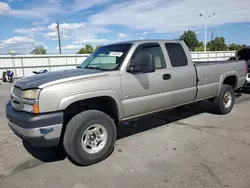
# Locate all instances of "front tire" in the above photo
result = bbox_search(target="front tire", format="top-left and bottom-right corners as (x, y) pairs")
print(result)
(63, 110), (116, 166)
(212, 85), (235, 114)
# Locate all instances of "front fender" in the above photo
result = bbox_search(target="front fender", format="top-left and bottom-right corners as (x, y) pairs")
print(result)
(57, 90), (124, 120)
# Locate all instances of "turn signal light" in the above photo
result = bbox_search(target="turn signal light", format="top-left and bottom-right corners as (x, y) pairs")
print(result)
(33, 104), (39, 114)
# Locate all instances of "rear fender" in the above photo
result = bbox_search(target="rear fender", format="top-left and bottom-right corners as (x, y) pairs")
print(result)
(217, 71), (237, 96)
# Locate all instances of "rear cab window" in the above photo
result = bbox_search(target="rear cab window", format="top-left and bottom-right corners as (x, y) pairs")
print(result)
(165, 43), (188, 67)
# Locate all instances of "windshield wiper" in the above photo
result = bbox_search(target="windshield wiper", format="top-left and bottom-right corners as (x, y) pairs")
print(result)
(84, 66), (109, 71)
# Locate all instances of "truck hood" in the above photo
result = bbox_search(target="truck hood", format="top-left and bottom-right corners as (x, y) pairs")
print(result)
(14, 68), (103, 89)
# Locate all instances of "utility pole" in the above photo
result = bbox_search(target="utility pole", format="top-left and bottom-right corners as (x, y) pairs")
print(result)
(199, 12), (215, 52)
(211, 31), (214, 41)
(56, 20), (62, 54)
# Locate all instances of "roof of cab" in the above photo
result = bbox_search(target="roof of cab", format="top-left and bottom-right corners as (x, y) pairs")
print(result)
(106, 39), (183, 46)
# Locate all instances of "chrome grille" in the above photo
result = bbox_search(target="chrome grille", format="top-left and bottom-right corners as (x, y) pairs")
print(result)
(13, 86), (23, 98)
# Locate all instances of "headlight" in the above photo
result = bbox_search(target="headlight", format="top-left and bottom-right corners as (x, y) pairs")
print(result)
(22, 89), (41, 100)
(23, 104), (39, 113)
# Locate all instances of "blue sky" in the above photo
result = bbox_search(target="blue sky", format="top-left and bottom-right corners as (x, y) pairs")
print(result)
(0, 0), (250, 54)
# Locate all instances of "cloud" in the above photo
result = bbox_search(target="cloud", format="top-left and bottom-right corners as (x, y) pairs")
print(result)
(2, 36), (35, 45)
(57, 45), (82, 50)
(45, 31), (57, 40)
(45, 22), (110, 42)
(0, 36), (41, 54)
(71, 0), (112, 12)
(89, 0), (250, 33)
(14, 27), (45, 35)
(117, 33), (128, 38)
(0, 1), (10, 15)
(48, 22), (86, 32)
(74, 35), (108, 44)
(7, 0), (23, 2)
(45, 22), (87, 40)
(0, 0), (112, 20)
(33, 20), (47, 26)
(0, 1), (64, 19)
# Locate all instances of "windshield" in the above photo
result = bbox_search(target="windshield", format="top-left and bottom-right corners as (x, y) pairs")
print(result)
(79, 43), (132, 71)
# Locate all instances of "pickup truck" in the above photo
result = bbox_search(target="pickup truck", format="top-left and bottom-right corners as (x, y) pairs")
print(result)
(6, 40), (247, 166)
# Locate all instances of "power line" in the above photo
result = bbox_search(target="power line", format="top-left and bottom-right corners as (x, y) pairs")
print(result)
(56, 20), (62, 54)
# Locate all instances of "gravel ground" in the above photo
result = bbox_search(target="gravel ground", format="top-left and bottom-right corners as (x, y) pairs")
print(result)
(0, 83), (250, 188)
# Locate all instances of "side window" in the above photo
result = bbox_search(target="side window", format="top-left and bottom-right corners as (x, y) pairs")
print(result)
(131, 43), (166, 71)
(165, 43), (188, 67)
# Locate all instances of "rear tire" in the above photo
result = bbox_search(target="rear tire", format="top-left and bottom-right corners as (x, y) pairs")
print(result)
(212, 85), (235, 114)
(63, 110), (116, 166)
(2, 73), (6, 82)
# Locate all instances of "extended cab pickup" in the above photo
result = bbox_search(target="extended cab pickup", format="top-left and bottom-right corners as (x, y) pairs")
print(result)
(6, 40), (247, 165)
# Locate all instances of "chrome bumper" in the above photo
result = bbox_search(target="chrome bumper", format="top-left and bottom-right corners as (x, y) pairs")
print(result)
(8, 120), (62, 140)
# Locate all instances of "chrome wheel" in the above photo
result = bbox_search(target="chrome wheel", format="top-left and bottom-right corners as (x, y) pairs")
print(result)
(81, 124), (108, 154)
(223, 92), (232, 108)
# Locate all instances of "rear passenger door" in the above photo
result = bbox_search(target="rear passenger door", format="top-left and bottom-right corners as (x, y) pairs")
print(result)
(164, 43), (197, 106)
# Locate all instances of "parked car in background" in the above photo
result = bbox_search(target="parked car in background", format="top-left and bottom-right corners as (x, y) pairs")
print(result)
(6, 40), (247, 166)
(229, 47), (250, 88)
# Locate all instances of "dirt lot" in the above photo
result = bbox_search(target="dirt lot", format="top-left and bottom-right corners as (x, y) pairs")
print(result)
(0, 83), (250, 188)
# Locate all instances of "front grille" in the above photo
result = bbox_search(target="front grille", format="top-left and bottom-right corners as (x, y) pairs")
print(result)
(13, 86), (23, 98)
(11, 100), (22, 111)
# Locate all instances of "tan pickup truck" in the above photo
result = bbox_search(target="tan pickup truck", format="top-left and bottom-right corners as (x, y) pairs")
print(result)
(6, 40), (247, 165)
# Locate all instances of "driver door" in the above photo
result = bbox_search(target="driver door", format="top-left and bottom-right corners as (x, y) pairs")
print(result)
(120, 42), (173, 119)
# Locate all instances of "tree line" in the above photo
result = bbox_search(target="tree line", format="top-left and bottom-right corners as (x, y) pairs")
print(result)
(178, 30), (247, 51)
(31, 30), (248, 54)
(31, 45), (102, 55)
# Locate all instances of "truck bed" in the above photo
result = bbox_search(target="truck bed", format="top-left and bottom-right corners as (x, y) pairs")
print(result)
(194, 59), (246, 101)
(194, 60), (241, 66)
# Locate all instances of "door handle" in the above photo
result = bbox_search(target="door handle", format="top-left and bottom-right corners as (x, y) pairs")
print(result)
(162, 74), (171, 80)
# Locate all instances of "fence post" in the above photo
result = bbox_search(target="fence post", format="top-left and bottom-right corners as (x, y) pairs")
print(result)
(20, 56), (25, 77)
(65, 55), (68, 69)
(48, 56), (51, 71)
(11, 55), (17, 79)
(75, 56), (78, 66)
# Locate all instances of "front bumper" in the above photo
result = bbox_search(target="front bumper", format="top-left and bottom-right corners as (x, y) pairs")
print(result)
(6, 101), (64, 147)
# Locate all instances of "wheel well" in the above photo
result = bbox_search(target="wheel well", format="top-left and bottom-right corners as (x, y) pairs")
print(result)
(223, 75), (237, 89)
(63, 96), (119, 127)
